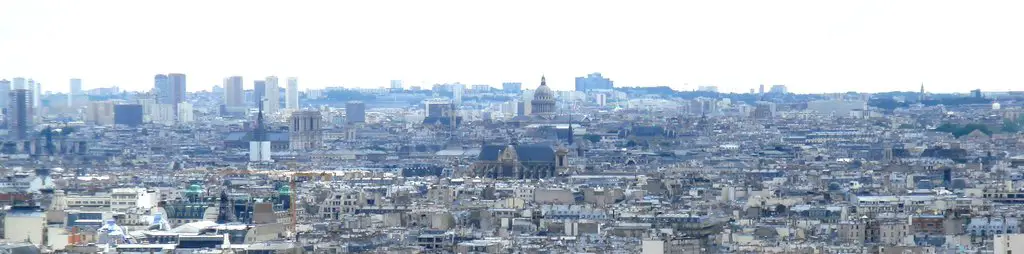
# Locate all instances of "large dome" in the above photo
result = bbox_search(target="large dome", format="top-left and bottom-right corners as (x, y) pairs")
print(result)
(534, 76), (554, 101)
(530, 76), (557, 119)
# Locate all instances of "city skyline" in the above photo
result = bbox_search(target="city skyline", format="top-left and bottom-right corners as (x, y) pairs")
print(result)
(3, 1), (1024, 93)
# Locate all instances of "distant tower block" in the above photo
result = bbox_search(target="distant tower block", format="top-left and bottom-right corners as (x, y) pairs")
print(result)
(289, 110), (323, 151)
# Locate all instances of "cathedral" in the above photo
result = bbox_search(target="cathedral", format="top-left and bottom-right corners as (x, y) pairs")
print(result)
(471, 144), (568, 179)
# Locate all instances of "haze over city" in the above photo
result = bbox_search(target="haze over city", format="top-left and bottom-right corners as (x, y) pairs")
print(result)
(3, 0), (1024, 93)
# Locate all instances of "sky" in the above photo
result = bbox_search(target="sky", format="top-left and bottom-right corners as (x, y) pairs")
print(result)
(2, 1), (1024, 94)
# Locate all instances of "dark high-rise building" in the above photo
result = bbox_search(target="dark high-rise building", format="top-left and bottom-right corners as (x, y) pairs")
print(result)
(253, 81), (266, 108)
(971, 89), (983, 98)
(155, 73), (186, 123)
(7, 89), (33, 140)
(114, 104), (144, 127)
(574, 72), (614, 91)
(943, 167), (953, 186)
(168, 73), (187, 105)
(346, 101), (366, 124)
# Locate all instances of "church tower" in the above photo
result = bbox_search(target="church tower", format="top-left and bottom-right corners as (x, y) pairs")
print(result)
(556, 145), (569, 168)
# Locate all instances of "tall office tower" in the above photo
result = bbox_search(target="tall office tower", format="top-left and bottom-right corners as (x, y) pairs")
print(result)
(346, 101), (366, 124)
(7, 89), (33, 140)
(286, 77), (299, 110)
(223, 76), (244, 107)
(30, 79), (40, 108)
(69, 78), (83, 106)
(0, 79), (10, 110)
(574, 72), (614, 92)
(154, 74), (170, 103)
(253, 80), (266, 108)
(502, 82), (522, 93)
(12, 78), (27, 89)
(249, 101), (272, 162)
(167, 73), (187, 123)
(168, 73), (186, 105)
(289, 110), (322, 151)
(263, 76), (280, 114)
(390, 80), (403, 91)
(453, 84), (465, 104)
(758, 84), (765, 98)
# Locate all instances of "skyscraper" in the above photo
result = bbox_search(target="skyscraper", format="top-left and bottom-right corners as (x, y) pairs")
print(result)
(7, 88), (33, 140)
(168, 73), (187, 105)
(346, 101), (366, 124)
(30, 79), (40, 108)
(12, 78), (26, 90)
(69, 78), (82, 106)
(0, 79), (10, 110)
(264, 76), (280, 114)
(223, 76), (244, 107)
(253, 80), (266, 108)
(154, 74), (170, 103)
(453, 83), (465, 105)
(574, 73), (614, 92)
(167, 73), (187, 123)
(286, 77), (299, 110)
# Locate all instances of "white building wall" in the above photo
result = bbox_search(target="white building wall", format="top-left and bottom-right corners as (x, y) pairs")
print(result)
(286, 77), (299, 110)
(3, 215), (45, 244)
(995, 234), (1024, 253)
(264, 76), (280, 114)
(641, 240), (665, 254)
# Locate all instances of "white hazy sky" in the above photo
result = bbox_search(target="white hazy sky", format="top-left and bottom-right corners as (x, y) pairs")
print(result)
(2, 1), (1024, 94)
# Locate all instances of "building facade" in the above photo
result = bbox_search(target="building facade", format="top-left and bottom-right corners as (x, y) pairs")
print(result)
(286, 77), (299, 110)
(574, 72), (613, 91)
(223, 76), (244, 108)
(7, 89), (33, 140)
(530, 76), (556, 120)
(346, 101), (365, 124)
(289, 110), (322, 151)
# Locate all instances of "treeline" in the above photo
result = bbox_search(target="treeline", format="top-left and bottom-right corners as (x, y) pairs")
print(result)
(933, 123), (992, 138)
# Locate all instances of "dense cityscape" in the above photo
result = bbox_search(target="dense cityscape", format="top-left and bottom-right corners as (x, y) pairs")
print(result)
(1, 72), (1024, 253)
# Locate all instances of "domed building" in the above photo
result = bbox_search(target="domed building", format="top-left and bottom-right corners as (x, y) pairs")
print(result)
(530, 76), (557, 120)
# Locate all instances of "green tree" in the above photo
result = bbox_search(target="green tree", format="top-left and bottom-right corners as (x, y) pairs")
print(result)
(1003, 119), (1020, 133)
